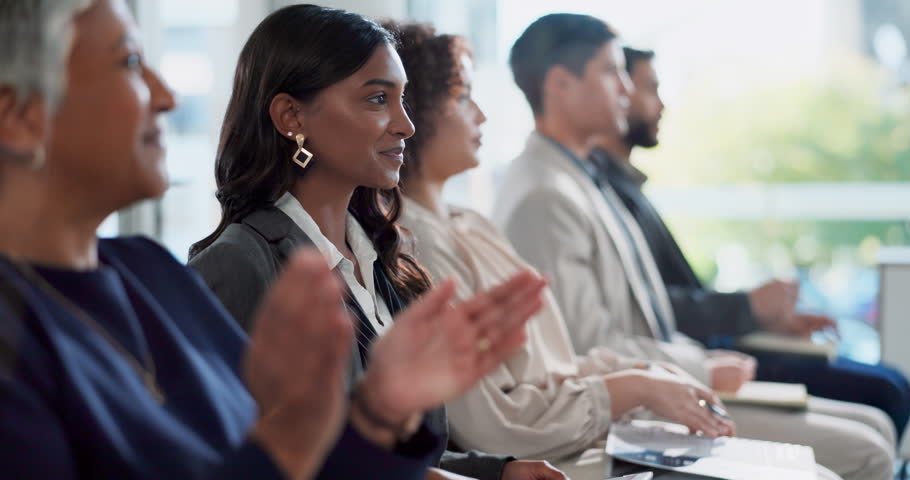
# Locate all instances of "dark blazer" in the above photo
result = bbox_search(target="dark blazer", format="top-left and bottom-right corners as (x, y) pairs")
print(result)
(189, 206), (512, 480)
(596, 150), (761, 344)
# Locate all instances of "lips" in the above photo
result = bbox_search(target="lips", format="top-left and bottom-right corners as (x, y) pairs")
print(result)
(379, 144), (405, 163)
(142, 128), (162, 146)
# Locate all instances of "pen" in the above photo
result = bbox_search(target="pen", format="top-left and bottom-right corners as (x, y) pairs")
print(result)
(698, 399), (733, 421)
(820, 326), (840, 343)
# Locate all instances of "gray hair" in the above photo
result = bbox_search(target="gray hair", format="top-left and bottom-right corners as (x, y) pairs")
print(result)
(0, 0), (93, 110)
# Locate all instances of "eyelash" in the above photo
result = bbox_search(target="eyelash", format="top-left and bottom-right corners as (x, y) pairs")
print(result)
(367, 93), (406, 106)
(124, 53), (143, 70)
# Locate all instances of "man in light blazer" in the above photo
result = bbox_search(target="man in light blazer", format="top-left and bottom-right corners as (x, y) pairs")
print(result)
(494, 13), (896, 480)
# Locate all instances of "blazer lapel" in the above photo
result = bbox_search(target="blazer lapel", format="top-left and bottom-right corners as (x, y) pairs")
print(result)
(241, 206), (379, 368)
(242, 206), (314, 264)
(541, 142), (668, 339)
(241, 206), (412, 363)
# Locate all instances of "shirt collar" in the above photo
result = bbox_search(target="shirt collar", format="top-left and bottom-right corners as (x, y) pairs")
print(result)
(591, 148), (649, 187)
(533, 131), (602, 182)
(274, 192), (378, 271)
(345, 214), (378, 268)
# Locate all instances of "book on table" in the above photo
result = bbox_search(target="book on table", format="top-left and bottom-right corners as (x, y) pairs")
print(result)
(736, 332), (836, 361)
(716, 381), (810, 411)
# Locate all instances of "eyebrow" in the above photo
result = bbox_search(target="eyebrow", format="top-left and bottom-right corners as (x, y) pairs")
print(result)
(362, 78), (398, 88)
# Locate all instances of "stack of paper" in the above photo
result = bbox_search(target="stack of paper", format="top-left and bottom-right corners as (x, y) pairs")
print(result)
(606, 420), (817, 480)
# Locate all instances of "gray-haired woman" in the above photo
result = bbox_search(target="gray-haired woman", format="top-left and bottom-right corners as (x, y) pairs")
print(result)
(0, 1), (543, 479)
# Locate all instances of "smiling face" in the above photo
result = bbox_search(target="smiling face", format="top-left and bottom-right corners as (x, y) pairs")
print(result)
(46, 0), (176, 211)
(297, 42), (416, 191)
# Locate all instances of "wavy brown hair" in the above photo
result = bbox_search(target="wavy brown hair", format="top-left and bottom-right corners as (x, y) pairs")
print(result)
(190, 5), (431, 300)
(382, 22), (471, 183)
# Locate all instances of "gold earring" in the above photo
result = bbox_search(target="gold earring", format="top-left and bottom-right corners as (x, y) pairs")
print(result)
(292, 133), (313, 169)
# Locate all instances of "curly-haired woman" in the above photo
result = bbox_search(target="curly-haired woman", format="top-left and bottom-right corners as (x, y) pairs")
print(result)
(387, 20), (733, 466)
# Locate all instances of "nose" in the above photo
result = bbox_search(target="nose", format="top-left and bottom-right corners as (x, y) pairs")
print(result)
(474, 100), (488, 125)
(145, 66), (177, 114)
(391, 100), (415, 139)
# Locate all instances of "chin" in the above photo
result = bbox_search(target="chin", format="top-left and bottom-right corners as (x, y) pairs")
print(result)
(137, 167), (170, 199)
(455, 159), (479, 176)
(467, 152), (481, 168)
(377, 171), (401, 190)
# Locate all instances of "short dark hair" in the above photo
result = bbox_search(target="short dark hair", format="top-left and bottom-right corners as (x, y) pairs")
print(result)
(509, 13), (618, 115)
(623, 47), (655, 75)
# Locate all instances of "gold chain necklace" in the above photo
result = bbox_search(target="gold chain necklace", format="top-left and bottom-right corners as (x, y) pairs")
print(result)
(10, 259), (166, 404)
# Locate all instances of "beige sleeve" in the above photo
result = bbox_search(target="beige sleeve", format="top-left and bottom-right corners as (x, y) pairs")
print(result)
(501, 189), (712, 386)
(410, 224), (614, 459)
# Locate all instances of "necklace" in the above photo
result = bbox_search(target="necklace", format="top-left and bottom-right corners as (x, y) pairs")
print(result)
(10, 259), (166, 404)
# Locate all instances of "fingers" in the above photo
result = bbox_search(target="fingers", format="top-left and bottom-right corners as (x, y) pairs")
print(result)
(700, 384), (725, 407)
(799, 313), (838, 332)
(261, 250), (329, 310)
(473, 284), (544, 343)
(470, 273), (546, 332)
(471, 293), (541, 376)
(688, 391), (736, 437)
(397, 279), (458, 325)
(247, 249), (354, 416)
(444, 272), (543, 373)
(468, 296), (541, 373)
(476, 324), (529, 375)
(683, 399), (723, 437)
(461, 270), (543, 318)
(255, 249), (343, 346)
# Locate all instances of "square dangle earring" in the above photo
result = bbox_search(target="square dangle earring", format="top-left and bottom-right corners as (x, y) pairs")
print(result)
(288, 131), (313, 169)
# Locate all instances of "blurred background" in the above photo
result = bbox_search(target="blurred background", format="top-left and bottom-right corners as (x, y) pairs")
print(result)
(119, 0), (910, 365)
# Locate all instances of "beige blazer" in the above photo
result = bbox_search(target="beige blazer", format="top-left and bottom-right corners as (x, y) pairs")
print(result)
(494, 132), (710, 384)
(493, 133), (899, 480)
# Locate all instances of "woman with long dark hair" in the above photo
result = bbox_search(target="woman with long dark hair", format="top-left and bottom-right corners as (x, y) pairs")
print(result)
(188, 5), (560, 480)
(0, 1), (542, 479)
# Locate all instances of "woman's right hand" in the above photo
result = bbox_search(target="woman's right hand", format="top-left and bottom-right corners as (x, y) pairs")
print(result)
(244, 250), (353, 480)
(355, 271), (546, 435)
(607, 369), (735, 437)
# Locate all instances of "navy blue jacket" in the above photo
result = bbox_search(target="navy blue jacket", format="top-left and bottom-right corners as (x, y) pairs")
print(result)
(0, 237), (432, 479)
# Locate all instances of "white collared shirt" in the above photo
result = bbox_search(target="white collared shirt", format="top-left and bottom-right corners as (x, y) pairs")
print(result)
(275, 192), (393, 336)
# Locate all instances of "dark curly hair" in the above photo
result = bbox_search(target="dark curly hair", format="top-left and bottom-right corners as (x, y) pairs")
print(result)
(382, 21), (470, 183)
(190, 5), (431, 301)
